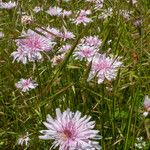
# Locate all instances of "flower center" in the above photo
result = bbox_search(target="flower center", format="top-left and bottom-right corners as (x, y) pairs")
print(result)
(63, 129), (72, 139)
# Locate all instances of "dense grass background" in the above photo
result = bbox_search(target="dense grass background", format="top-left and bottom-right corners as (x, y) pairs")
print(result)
(0, 0), (150, 149)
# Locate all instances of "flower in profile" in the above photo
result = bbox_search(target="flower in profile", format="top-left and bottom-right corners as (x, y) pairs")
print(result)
(33, 6), (43, 13)
(62, 10), (72, 17)
(15, 78), (38, 92)
(144, 95), (150, 112)
(88, 53), (122, 84)
(0, 1), (16, 9)
(60, 30), (75, 41)
(59, 44), (72, 53)
(39, 108), (102, 150)
(0, 31), (4, 38)
(17, 132), (30, 146)
(46, 6), (62, 16)
(73, 10), (92, 25)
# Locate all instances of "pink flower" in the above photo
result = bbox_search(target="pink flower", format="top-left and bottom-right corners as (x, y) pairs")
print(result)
(59, 29), (75, 41)
(144, 95), (150, 112)
(59, 44), (72, 53)
(62, 10), (72, 17)
(11, 48), (28, 64)
(82, 36), (102, 48)
(11, 29), (56, 63)
(46, 6), (62, 16)
(73, 10), (92, 25)
(33, 6), (43, 13)
(16, 29), (55, 52)
(74, 45), (98, 61)
(0, 1), (16, 9)
(39, 108), (102, 150)
(15, 78), (38, 92)
(88, 54), (122, 84)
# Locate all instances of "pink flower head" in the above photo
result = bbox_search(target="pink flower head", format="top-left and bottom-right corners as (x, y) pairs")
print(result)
(82, 36), (102, 48)
(15, 78), (38, 92)
(33, 6), (43, 13)
(59, 29), (75, 41)
(0, 1), (16, 9)
(62, 10), (72, 17)
(11, 48), (28, 64)
(39, 108), (102, 150)
(88, 53), (122, 84)
(16, 29), (55, 52)
(12, 29), (56, 64)
(144, 95), (150, 112)
(74, 45), (98, 61)
(46, 6), (62, 16)
(59, 44), (72, 53)
(73, 10), (92, 25)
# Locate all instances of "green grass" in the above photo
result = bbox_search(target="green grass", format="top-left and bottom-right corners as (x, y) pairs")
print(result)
(0, 0), (150, 149)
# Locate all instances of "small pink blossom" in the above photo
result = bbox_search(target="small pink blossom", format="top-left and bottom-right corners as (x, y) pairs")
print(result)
(88, 53), (122, 84)
(59, 29), (75, 41)
(33, 6), (43, 13)
(62, 10), (72, 17)
(39, 108), (102, 150)
(59, 44), (72, 53)
(73, 10), (92, 25)
(15, 78), (38, 92)
(74, 45), (98, 61)
(46, 6), (62, 16)
(82, 36), (102, 48)
(0, 1), (16, 9)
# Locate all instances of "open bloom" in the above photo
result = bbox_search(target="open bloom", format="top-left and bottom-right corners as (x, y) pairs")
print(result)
(74, 45), (98, 61)
(73, 10), (92, 25)
(11, 29), (55, 63)
(0, 1), (16, 9)
(17, 132), (30, 146)
(88, 53), (122, 84)
(81, 36), (102, 48)
(15, 78), (38, 92)
(39, 108), (101, 150)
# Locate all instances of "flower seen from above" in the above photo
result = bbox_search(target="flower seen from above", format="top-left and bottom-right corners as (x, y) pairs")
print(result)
(11, 29), (56, 64)
(39, 108), (102, 150)
(15, 78), (38, 92)
(73, 10), (92, 25)
(74, 45), (98, 61)
(88, 53), (122, 84)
